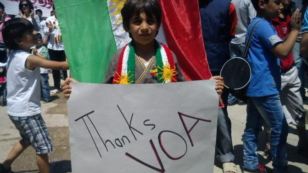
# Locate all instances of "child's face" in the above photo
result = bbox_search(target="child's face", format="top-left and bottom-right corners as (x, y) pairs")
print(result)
(19, 30), (36, 50)
(128, 12), (159, 46)
(36, 37), (43, 46)
(263, 0), (282, 18)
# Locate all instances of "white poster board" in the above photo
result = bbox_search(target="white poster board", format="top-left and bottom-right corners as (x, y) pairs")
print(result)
(2, 0), (53, 17)
(68, 80), (219, 173)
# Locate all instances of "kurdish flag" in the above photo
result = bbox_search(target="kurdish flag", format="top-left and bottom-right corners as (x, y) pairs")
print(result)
(54, 0), (211, 83)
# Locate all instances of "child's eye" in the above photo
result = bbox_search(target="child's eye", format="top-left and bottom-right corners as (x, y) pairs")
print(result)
(147, 19), (156, 25)
(132, 18), (142, 25)
(274, 0), (281, 4)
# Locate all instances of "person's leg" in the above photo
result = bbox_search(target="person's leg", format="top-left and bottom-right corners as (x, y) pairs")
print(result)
(1, 139), (30, 169)
(297, 112), (308, 158)
(48, 49), (61, 90)
(293, 42), (301, 70)
(253, 95), (288, 173)
(216, 107), (235, 163)
(0, 83), (4, 105)
(0, 47), (7, 106)
(215, 89), (237, 172)
(31, 115), (52, 173)
(40, 74), (51, 102)
(58, 50), (67, 80)
(6, 115), (53, 173)
(1, 116), (32, 170)
(243, 98), (262, 171)
(299, 62), (307, 100)
(2, 83), (6, 106)
(216, 107), (237, 173)
(280, 67), (308, 156)
(262, 122), (271, 159)
(37, 154), (50, 173)
(281, 67), (305, 124)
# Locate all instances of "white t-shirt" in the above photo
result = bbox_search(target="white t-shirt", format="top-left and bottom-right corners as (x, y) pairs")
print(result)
(7, 50), (41, 117)
(45, 15), (64, 50)
(231, 0), (256, 44)
(39, 20), (47, 39)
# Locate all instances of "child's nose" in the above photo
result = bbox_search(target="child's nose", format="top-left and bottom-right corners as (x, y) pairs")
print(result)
(140, 22), (150, 31)
(141, 22), (149, 28)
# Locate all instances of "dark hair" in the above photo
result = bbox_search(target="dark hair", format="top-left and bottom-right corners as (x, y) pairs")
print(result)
(251, 0), (269, 12)
(0, 2), (4, 10)
(282, 1), (296, 16)
(19, 0), (34, 12)
(35, 9), (43, 15)
(302, 0), (308, 19)
(2, 18), (34, 50)
(35, 33), (42, 40)
(121, 0), (162, 31)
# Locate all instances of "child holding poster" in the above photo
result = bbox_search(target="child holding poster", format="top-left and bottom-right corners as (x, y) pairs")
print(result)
(62, 0), (224, 95)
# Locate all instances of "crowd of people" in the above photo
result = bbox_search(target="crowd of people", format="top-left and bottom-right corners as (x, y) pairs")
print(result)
(0, 0), (67, 106)
(0, 0), (307, 173)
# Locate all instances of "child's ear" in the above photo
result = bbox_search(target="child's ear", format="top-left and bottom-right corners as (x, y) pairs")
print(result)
(14, 38), (22, 47)
(15, 37), (28, 49)
(258, 0), (266, 10)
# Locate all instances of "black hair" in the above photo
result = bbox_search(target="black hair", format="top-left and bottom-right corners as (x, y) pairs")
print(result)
(283, 1), (296, 16)
(251, 0), (269, 12)
(302, 0), (308, 19)
(35, 9), (43, 14)
(19, 0), (34, 12)
(0, 2), (4, 10)
(2, 18), (34, 50)
(121, 0), (162, 32)
(35, 33), (42, 40)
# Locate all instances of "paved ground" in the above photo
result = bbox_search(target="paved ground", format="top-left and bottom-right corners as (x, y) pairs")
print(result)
(0, 91), (308, 173)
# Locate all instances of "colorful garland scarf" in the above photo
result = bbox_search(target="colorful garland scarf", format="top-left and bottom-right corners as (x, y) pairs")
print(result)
(113, 43), (177, 84)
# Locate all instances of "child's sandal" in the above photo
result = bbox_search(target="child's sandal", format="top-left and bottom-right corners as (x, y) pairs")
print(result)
(222, 162), (237, 173)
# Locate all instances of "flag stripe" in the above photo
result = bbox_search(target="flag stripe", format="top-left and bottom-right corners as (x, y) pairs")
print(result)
(107, 0), (130, 49)
(54, 0), (117, 82)
(159, 0), (212, 80)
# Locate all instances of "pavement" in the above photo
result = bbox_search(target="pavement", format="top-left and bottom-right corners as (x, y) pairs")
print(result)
(0, 90), (308, 173)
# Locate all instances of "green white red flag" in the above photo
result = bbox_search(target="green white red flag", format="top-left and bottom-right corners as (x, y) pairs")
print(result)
(54, 0), (211, 83)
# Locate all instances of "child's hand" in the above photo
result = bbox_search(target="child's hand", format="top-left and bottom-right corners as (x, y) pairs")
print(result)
(62, 77), (73, 99)
(212, 76), (224, 95)
(32, 48), (38, 55)
(47, 21), (53, 32)
(291, 9), (301, 31)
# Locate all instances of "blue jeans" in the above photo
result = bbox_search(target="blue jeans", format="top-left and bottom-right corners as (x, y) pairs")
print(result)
(40, 74), (51, 101)
(243, 94), (288, 172)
